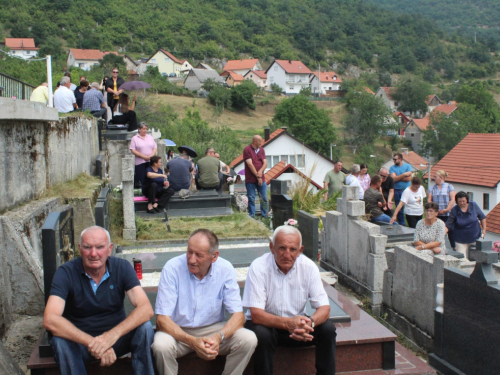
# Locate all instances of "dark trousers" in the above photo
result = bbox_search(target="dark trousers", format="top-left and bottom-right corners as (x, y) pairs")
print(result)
(113, 110), (138, 131)
(244, 319), (336, 375)
(91, 108), (107, 122)
(406, 214), (422, 228)
(135, 162), (150, 189)
(142, 183), (175, 209)
(394, 189), (406, 226)
(438, 215), (456, 248)
(195, 172), (222, 191)
(108, 97), (119, 111)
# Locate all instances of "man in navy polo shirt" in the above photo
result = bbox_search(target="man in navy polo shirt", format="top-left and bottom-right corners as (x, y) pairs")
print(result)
(43, 226), (155, 374)
(243, 135), (268, 218)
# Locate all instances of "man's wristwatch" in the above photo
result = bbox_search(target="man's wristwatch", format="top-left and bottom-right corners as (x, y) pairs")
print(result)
(305, 314), (315, 328)
(217, 330), (225, 343)
(421, 245), (425, 250)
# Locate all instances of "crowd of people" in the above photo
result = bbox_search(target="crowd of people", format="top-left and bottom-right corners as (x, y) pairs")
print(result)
(30, 69), (139, 131)
(323, 153), (487, 260)
(44, 225), (336, 375)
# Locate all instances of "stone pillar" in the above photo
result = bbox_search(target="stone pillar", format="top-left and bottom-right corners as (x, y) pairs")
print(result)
(122, 156), (136, 241)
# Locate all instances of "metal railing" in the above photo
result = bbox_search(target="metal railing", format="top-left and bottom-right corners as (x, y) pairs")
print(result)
(0, 72), (36, 99)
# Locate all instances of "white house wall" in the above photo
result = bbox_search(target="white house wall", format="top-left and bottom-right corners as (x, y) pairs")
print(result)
(267, 63), (286, 92)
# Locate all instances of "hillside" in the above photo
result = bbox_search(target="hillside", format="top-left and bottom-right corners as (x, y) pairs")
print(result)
(0, 0), (497, 79)
(367, 0), (500, 44)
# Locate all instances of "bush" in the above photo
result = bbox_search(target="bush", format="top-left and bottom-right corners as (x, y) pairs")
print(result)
(231, 80), (257, 110)
(270, 83), (283, 95)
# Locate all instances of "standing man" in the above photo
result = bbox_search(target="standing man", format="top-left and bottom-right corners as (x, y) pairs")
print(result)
(105, 67), (125, 110)
(30, 82), (49, 105)
(378, 167), (395, 217)
(83, 82), (107, 122)
(346, 164), (364, 200)
(197, 147), (222, 190)
(152, 229), (257, 374)
(43, 226), (155, 374)
(323, 160), (346, 200)
(53, 77), (77, 113)
(243, 226), (336, 375)
(244, 135), (268, 218)
(389, 153), (413, 226)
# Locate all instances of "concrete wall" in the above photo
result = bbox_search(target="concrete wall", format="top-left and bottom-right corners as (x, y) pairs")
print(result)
(0, 116), (99, 212)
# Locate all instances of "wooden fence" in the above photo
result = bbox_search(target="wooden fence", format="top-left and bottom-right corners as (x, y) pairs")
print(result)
(0, 72), (36, 99)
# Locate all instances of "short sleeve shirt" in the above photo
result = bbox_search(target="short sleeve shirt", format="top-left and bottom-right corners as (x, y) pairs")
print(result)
(129, 134), (157, 166)
(346, 174), (364, 199)
(82, 88), (105, 112)
(243, 145), (266, 184)
(447, 202), (486, 243)
(166, 158), (192, 191)
(381, 176), (395, 202)
(430, 183), (455, 216)
(400, 186), (426, 216)
(53, 86), (76, 113)
(390, 163), (413, 190)
(323, 170), (346, 198)
(414, 220), (446, 249)
(155, 254), (243, 328)
(197, 156), (221, 187)
(242, 253), (329, 320)
(49, 257), (140, 336)
(364, 188), (385, 218)
(144, 167), (165, 192)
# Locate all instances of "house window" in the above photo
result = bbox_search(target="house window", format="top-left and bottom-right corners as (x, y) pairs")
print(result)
(151, 59), (156, 63)
(484, 193), (490, 210)
(270, 77), (274, 82)
(266, 156), (272, 168)
(467, 192), (474, 202)
(280, 155), (288, 163)
(273, 156), (280, 166)
(290, 85), (294, 90)
(165, 58), (169, 62)
(289, 75), (294, 81)
(263, 80), (266, 84)
(394, 101), (399, 107)
(411, 133), (415, 137)
(297, 155), (305, 168)
(289, 155), (296, 165)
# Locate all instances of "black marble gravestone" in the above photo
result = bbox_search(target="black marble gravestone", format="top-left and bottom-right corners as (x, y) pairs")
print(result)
(270, 180), (293, 230)
(430, 239), (500, 375)
(95, 186), (110, 231)
(95, 155), (103, 179)
(297, 210), (319, 261)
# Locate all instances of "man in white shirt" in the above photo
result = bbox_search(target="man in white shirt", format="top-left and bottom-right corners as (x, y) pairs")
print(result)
(242, 226), (336, 375)
(54, 77), (77, 113)
(345, 164), (364, 200)
(214, 152), (231, 174)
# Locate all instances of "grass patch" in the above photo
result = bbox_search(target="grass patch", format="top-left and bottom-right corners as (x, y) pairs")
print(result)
(43, 173), (103, 201)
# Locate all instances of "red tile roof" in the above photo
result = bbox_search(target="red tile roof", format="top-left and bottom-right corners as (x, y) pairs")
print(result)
(486, 203), (500, 234)
(430, 133), (500, 188)
(223, 59), (259, 71)
(396, 111), (411, 122)
(5, 38), (38, 49)
(159, 49), (182, 64)
(245, 70), (267, 79)
(272, 60), (312, 74)
(402, 151), (428, 171)
(226, 71), (245, 81)
(264, 161), (322, 189)
(363, 87), (375, 95)
(311, 72), (342, 83)
(425, 94), (441, 105)
(69, 48), (118, 60)
(411, 116), (430, 131)
(229, 129), (285, 167)
(433, 102), (458, 115)
(380, 87), (395, 100)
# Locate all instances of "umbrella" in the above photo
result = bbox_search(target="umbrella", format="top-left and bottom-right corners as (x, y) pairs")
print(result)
(177, 145), (198, 158)
(118, 81), (153, 90)
(238, 169), (245, 175)
(163, 139), (176, 146)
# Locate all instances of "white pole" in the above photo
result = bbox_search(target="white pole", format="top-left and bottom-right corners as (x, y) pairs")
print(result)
(47, 55), (53, 107)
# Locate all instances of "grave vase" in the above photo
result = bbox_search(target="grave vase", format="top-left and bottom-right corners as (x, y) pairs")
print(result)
(436, 283), (444, 313)
(229, 184), (235, 195)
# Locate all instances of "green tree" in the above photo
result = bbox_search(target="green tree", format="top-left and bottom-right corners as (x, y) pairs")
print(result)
(201, 78), (221, 92)
(272, 95), (336, 155)
(378, 71), (392, 87)
(299, 86), (312, 96)
(230, 80), (257, 110)
(270, 83), (283, 95)
(99, 54), (126, 76)
(342, 91), (392, 154)
(455, 82), (500, 132)
(393, 77), (432, 115)
(208, 86), (232, 122)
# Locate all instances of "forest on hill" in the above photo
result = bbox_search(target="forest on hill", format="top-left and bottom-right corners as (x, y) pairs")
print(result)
(0, 0), (497, 80)
(367, 0), (500, 46)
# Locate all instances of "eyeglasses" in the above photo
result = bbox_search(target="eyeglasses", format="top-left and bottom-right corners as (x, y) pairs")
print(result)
(425, 209), (437, 213)
(380, 175), (388, 178)
(392, 158), (398, 161)
(112, 71), (119, 73)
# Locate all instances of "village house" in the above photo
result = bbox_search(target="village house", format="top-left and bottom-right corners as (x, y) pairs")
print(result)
(4, 38), (38, 60)
(184, 68), (225, 91)
(146, 49), (182, 76)
(195, 63), (214, 70)
(222, 59), (262, 76)
(426, 94), (442, 112)
(429, 133), (500, 217)
(484, 203), (500, 243)
(309, 71), (342, 95)
(179, 60), (194, 75)
(265, 60), (312, 95)
(244, 70), (267, 89)
(67, 48), (118, 71)
(381, 148), (428, 173)
(264, 161), (322, 193)
(221, 71), (245, 87)
(375, 87), (399, 112)
(230, 127), (337, 188)
(123, 54), (139, 72)
(395, 111), (411, 136)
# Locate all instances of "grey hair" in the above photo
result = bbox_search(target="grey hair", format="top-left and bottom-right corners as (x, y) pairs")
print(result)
(90, 82), (100, 89)
(138, 122), (148, 129)
(188, 229), (219, 254)
(271, 225), (302, 248)
(60, 76), (71, 86)
(351, 164), (360, 174)
(80, 226), (111, 246)
(378, 167), (389, 174)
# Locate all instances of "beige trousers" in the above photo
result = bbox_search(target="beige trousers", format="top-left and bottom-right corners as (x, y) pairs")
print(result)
(456, 242), (474, 260)
(152, 322), (257, 375)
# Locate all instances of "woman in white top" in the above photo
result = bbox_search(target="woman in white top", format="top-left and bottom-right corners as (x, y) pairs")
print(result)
(390, 176), (426, 228)
(112, 93), (138, 131)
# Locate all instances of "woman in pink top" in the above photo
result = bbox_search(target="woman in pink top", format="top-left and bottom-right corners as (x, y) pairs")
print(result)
(129, 122), (157, 188)
(358, 163), (371, 191)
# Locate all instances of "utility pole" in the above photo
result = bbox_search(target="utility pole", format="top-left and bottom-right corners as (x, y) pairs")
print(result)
(47, 55), (53, 107)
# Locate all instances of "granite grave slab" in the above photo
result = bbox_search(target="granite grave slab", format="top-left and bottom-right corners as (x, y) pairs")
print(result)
(297, 210), (319, 261)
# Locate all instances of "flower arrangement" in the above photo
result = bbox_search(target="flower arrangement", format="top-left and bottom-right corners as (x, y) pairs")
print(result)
(493, 241), (500, 253)
(113, 183), (123, 193)
(284, 218), (298, 227)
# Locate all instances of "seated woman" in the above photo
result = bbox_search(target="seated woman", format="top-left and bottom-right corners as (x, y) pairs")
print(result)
(74, 79), (89, 109)
(112, 93), (138, 131)
(414, 202), (446, 255)
(143, 156), (175, 214)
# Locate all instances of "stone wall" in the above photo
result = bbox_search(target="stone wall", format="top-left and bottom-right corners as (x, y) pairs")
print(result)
(0, 116), (99, 212)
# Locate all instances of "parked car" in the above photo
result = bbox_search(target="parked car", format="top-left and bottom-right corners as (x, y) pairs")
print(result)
(169, 73), (177, 77)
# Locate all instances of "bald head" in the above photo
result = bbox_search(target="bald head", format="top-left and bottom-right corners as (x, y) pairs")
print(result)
(252, 135), (263, 149)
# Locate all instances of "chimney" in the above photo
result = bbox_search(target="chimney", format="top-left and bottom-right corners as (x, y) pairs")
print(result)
(281, 126), (288, 132)
(264, 127), (270, 142)
(289, 60), (292, 64)
(401, 148), (409, 155)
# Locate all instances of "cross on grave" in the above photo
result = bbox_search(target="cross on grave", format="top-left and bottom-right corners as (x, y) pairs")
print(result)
(469, 239), (498, 286)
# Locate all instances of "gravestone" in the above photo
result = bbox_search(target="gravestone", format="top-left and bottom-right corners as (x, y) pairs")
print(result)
(95, 186), (110, 231)
(95, 154), (103, 179)
(375, 223), (415, 245)
(42, 207), (74, 304)
(430, 239), (500, 375)
(297, 210), (319, 261)
(270, 180), (293, 230)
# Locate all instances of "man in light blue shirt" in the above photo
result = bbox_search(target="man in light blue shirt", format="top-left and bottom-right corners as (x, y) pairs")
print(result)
(152, 229), (257, 375)
(389, 153), (413, 225)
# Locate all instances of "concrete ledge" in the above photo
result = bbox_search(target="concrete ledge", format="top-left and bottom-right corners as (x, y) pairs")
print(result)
(0, 98), (58, 121)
